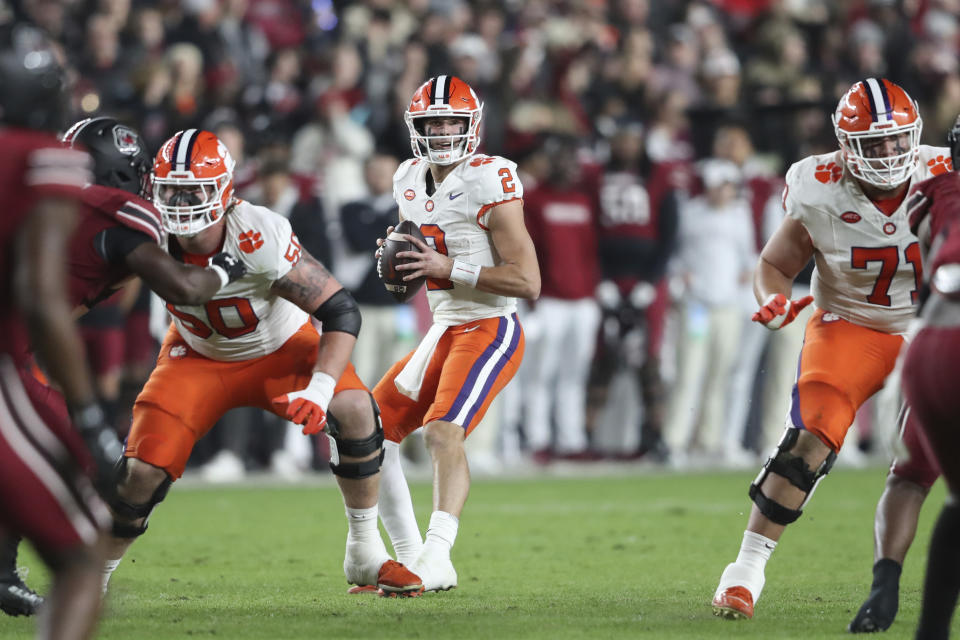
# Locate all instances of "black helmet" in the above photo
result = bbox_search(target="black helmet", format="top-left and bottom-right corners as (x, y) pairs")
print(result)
(62, 117), (152, 197)
(948, 114), (960, 173)
(0, 25), (67, 131)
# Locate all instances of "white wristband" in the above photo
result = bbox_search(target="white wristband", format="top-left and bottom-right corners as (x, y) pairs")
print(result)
(207, 264), (230, 290)
(450, 259), (481, 288)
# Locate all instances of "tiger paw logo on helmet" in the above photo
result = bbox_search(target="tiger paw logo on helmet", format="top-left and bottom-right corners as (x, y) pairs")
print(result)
(814, 162), (842, 184)
(927, 155), (953, 176)
(238, 230), (264, 253)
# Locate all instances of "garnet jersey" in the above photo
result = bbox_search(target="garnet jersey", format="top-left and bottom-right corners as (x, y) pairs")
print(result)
(0, 129), (90, 363)
(393, 155), (522, 325)
(166, 200), (308, 361)
(69, 184), (163, 309)
(783, 145), (951, 333)
(908, 170), (960, 275)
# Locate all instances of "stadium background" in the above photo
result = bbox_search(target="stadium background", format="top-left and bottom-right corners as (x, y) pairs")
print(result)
(9, 0), (958, 471)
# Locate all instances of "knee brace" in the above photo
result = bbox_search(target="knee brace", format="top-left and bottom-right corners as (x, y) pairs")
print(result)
(325, 394), (385, 479)
(109, 458), (173, 538)
(749, 428), (837, 525)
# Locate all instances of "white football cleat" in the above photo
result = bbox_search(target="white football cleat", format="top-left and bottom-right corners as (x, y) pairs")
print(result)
(343, 540), (391, 588)
(409, 552), (458, 592)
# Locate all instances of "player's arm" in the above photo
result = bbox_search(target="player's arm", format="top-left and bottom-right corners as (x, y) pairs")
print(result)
(17, 196), (96, 407)
(397, 199), (541, 299)
(123, 240), (244, 305)
(752, 215), (815, 328)
(269, 251), (361, 434)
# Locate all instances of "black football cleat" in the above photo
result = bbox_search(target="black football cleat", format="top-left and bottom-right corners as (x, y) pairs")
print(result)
(0, 574), (44, 617)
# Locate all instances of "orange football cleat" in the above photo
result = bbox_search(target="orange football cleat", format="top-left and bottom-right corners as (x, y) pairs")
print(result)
(376, 560), (424, 598)
(712, 586), (754, 620)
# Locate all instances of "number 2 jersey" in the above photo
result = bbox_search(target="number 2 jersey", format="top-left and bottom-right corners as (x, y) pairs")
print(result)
(393, 154), (522, 325)
(783, 145), (952, 333)
(167, 200), (307, 361)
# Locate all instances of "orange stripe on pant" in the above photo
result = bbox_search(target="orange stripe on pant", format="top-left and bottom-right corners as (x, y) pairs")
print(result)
(788, 309), (904, 452)
(126, 322), (367, 478)
(374, 313), (524, 442)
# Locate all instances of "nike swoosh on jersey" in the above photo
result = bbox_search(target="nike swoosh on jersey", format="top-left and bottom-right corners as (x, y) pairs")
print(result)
(462, 325), (479, 332)
(449, 192), (464, 200)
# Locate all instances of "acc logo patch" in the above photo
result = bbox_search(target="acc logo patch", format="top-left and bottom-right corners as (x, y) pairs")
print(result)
(883, 222), (897, 235)
(404, 189), (415, 201)
(425, 199), (434, 212)
(841, 211), (861, 223)
(238, 230), (264, 253)
(169, 344), (188, 359)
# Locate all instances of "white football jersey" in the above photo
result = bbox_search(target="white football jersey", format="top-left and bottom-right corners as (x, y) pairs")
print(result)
(393, 154), (522, 325)
(784, 145), (951, 333)
(166, 200), (308, 361)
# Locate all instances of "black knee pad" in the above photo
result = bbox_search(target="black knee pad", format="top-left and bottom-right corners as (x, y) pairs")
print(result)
(325, 394), (385, 479)
(109, 458), (173, 538)
(749, 428), (837, 525)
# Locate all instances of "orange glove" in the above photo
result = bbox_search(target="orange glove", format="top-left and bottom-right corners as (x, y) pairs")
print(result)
(271, 372), (337, 435)
(752, 293), (814, 330)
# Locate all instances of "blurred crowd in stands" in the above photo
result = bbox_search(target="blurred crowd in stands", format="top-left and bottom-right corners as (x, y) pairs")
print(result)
(15, 0), (960, 478)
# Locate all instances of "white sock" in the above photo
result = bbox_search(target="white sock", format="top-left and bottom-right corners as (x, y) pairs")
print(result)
(102, 558), (122, 594)
(378, 440), (423, 565)
(423, 510), (459, 554)
(345, 505), (380, 545)
(717, 530), (776, 602)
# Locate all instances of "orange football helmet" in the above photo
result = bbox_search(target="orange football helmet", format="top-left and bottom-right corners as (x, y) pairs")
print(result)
(153, 129), (236, 236)
(833, 77), (922, 189)
(405, 75), (483, 165)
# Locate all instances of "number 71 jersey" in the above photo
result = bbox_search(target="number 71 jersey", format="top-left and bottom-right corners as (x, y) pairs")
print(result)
(393, 154), (523, 325)
(784, 145), (952, 334)
(166, 200), (309, 361)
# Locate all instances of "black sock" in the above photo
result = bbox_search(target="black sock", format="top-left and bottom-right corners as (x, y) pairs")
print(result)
(872, 557), (902, 590)
(915, 502), (960, 640)
(0, 535), (20, 578)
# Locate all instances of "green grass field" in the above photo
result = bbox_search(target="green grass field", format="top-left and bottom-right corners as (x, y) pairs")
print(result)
(4, 465), (956, 639)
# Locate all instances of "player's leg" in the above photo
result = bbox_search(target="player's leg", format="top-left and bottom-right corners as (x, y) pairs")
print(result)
(102, 333), (227, 591)
(714, 312), (903, 620)
(326, 385), (420, 593)
(850, 408), (937, 633)
(0, 366), (111, 639)
(398, 314), (524, 594)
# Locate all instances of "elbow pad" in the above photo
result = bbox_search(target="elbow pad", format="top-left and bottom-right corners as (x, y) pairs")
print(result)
(312, 288), (362, 337)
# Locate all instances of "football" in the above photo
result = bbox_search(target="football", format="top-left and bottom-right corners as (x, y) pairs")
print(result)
(379, 219), (427, 303)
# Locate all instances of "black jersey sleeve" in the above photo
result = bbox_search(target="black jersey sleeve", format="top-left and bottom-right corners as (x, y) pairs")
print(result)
(94, 226), (154, 264)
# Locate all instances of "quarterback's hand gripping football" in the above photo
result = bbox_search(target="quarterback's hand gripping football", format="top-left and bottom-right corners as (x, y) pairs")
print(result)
(752, 293), (814, 330)
(208, 252), (247, 288)
(271, 372), (337, 435)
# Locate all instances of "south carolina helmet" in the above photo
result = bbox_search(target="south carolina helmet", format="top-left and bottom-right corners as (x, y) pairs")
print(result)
(152, 129), (235, 236)
(405, 75), (483, 165)
(62, 117), (152, 197)
(833, 77), (922, 189)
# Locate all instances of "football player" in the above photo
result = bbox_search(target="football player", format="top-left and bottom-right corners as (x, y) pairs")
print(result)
(0, 115), (248, 616)
(99, 129), (420, 594)
(846, 116), (960, 637)
(0, 26), (119, 640)
(369, 75), (540, 595)
(710, 78), (951, 623)
(900, 114), (960, 640)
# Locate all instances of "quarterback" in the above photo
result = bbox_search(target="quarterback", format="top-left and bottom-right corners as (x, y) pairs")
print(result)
(370, 75), (540, 595)
(99, 129), (419, 594)
(711, 78), (951, 622)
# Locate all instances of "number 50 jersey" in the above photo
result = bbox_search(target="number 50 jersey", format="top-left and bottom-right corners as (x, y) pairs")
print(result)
(783, 145), (952, 334)
(166, 200), (308, 361)
(393, 154), (523, 325)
